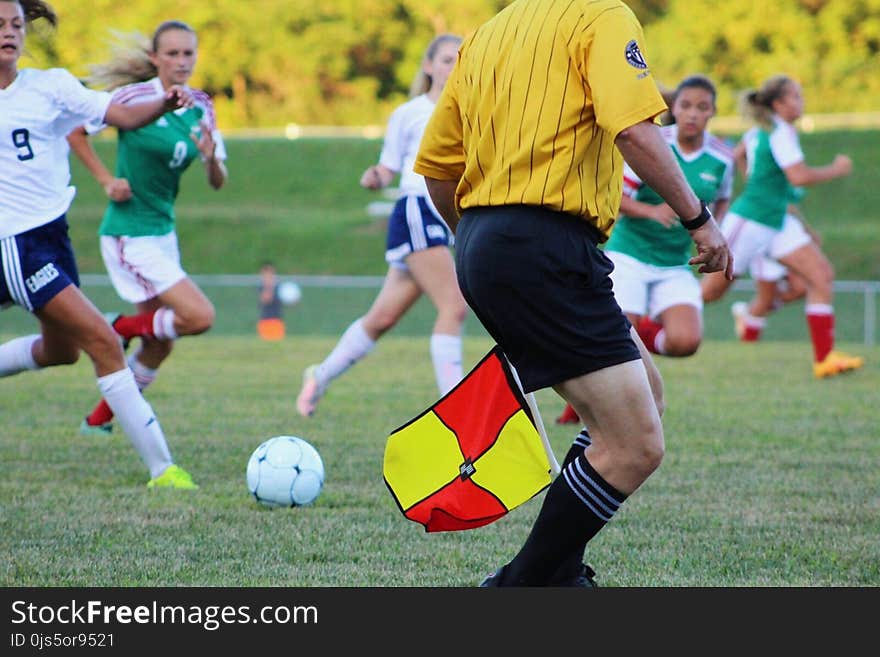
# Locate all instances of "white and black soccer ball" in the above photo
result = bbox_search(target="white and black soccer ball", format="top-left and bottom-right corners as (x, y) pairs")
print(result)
(277, 281), (302, 305)
(246, 435), (324, 508)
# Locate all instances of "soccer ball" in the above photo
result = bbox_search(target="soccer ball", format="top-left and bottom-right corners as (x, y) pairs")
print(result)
(246, 435), (324, 507)
(277, 281), (302, 305)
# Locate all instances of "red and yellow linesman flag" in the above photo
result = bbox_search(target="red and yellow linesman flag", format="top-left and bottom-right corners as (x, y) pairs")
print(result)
(383, 346), (558, 533)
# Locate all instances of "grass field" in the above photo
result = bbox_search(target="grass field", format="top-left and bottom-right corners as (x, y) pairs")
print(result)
(64, 130), (880, 279)
(3, 130), (878, 588)
(2, 335), (878, 587)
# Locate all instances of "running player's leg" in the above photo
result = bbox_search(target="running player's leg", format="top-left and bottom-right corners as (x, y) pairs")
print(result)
(649, 270), (703, 357)
(296, 266), (422, 417)
(38, 285), (193, 487)
(778, 241), (862, 377)
(405, 245), (468, 395)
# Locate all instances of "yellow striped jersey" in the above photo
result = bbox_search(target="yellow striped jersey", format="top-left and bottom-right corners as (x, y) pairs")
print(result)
(414, 0), (668, 239)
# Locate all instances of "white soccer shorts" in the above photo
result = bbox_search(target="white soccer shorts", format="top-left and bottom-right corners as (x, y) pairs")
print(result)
(100, 232), (187, 304)
(607, 250), (703, 319)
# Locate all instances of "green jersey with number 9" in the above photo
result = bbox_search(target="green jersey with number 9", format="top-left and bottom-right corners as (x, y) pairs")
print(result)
(92, 78), (226, 237)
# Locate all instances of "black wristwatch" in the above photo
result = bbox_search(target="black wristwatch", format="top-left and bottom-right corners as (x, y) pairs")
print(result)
(680, 201), (712, 231)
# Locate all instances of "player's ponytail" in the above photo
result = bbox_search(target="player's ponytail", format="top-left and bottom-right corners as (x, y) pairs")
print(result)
(86, 20), (196, 91)
(408, 33), (462, 99)
(740, 75), (794, 129)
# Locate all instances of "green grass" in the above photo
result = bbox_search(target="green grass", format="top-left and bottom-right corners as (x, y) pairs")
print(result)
(4, 129), (877, 588)
(2, 336), (878, 586)
(65, 130), (880, 279)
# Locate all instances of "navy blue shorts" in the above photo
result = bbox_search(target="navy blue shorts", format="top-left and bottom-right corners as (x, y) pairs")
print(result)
(0, 216), (80, 312)
(455, 205), (640, 393)
(385, 195), (452, 267)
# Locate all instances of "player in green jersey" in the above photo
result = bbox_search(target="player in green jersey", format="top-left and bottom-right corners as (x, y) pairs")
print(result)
(67, 20), (229, 435)
(700, 75), (861, 379)
(557, 75), (733, 424)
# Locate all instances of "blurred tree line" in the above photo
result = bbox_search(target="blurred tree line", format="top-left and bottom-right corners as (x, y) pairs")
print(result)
(26, 0), (880, 128)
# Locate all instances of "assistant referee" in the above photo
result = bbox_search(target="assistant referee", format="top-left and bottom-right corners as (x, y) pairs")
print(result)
(415, 0), (732, 586)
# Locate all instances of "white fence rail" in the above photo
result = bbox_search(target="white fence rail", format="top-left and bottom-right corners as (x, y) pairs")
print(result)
(80, 274), (880, 346)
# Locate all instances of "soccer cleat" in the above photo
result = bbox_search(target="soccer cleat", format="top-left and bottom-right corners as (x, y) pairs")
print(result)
(813, 351), (865, 379)
(478, 563), (509, 587)
(296, 365), (326, 417)
(550, 563), (598, 588)
(103, 312), (131, 351)
(147, 464), (199, 490)
(731, 301), (748, 340)
(479, 562), (597, 587)
(79, 418), (113, 436)
(555, 403), (580, 425)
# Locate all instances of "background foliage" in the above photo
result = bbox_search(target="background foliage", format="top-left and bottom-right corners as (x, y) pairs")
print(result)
(27, 0), (880, 127)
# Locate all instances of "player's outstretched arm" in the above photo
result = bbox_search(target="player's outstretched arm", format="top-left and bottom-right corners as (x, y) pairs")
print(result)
(103, 85), (194, 131)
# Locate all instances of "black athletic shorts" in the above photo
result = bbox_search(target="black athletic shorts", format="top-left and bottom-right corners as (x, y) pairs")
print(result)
(455, 205), (640, 393)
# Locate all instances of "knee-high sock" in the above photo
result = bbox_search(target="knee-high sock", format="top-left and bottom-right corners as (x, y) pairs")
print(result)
(87, 353), (159, 426)
(806, 304), (834, 362)
(430, 333), (463, 395)
(98, 368), (172, 479)
(314, 318), (375, 387)
(0, 335), (40, 377)
(503, 451), (626, 585)
(112, 308), (178, 341)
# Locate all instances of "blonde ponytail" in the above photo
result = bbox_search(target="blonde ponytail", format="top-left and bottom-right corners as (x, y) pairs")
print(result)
(86, 20), (196, 91)
(86, 30), (154, 90)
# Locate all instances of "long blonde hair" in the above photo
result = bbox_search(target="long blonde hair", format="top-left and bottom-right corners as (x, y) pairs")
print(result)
(739, 75), (794, 130)
(408, 33), (462, 99)
(87, 20), (195, 91)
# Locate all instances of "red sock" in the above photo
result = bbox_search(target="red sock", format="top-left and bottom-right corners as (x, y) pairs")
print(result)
(806, 309), (834, 363)
(555, 403), (579, 425)
(742, 325), (762, 342)
(637, 317), (663, 354)
(112, 311), (157, 340)
(86, 399), (114, 426)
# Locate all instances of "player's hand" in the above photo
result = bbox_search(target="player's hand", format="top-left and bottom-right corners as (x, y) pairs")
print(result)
(650, 203), (678, 228)
(832, 154), (852, 177)
(688, 218), (733, 280)
(163, 85), (194, 111)
(191, 120), (216, 161)
(360, 165), (384, 190)
(104, 177), (132, 202)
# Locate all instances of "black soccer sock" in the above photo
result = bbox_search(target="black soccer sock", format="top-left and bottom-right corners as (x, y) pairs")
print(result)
(563, 427), (592, 467)
(502, 451), (626, 586)
(551, 428), (595, 582)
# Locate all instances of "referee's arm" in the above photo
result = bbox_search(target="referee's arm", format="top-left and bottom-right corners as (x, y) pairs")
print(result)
(616, 119), (734, 279)
(424, 178), (460, 233)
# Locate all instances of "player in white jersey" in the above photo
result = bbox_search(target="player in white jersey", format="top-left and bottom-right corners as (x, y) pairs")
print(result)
(0, 0), (197, 489)
(66, 20), (228, 436)
(701, 75), (861, 378)
(296, 34), (468, 417)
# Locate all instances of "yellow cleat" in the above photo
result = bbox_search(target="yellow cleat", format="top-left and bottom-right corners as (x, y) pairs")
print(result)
(813, 351), (865, 379)
(147, 464), (199, 490)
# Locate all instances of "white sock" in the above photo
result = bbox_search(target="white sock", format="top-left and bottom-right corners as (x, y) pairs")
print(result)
(0, 334), (40, 377)
(805, 303), (834, 316)
(430, 333), (463, 395)
(98, 368), (172, 479)
(153, 308), (178, 340)
(128, 352), (158, 392)
(314, 318), (375, 386)
(654, 329), (667, 355)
